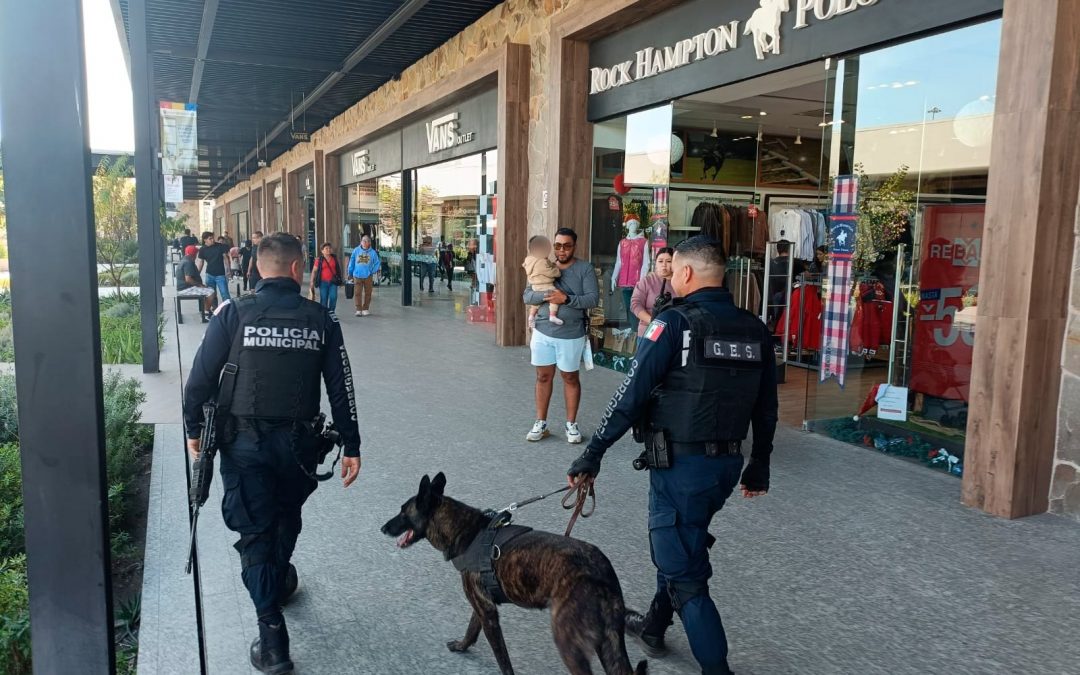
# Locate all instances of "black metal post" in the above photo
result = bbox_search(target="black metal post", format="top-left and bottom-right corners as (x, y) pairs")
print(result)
(132, 0), (162, 373)
(401, 170), (414, 307)
(0, 1), (116, 672)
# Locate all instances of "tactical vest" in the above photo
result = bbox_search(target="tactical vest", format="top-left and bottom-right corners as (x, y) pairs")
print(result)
(223, 294), (326, 421)
(648, 298), (769, 443)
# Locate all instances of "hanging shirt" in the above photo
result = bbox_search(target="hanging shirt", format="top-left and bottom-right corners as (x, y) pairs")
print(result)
(768, 209), (803, 257)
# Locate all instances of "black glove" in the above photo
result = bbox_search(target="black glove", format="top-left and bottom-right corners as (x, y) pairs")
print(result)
(739, 459), (770, 493)
(568, 448), (604, 479)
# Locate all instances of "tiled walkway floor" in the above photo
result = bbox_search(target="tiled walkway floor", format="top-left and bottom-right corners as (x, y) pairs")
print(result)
(144, 286), (1080, 674)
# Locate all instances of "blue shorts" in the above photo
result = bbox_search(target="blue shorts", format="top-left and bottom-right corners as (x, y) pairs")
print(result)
(530, 331), (586, 373)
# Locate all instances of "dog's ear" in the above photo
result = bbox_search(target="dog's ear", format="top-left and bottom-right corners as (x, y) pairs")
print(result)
(418, 474), (431, 499)
(431, 472), (446, 498)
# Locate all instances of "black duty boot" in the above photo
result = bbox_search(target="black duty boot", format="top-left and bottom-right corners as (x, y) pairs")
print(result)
(625, 596), (675, 657)
(250, 614), (293, 674)
(278, 564), (299, 606)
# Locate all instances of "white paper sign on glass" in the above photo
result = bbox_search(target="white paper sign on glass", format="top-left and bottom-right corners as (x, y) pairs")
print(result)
(623, 103), (673, 187)
(876, 385), (909, 422)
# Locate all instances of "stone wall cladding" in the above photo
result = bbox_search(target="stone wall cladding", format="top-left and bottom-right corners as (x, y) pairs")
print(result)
(218, 0), (580, 242)
(1050, 197), (1080, 520)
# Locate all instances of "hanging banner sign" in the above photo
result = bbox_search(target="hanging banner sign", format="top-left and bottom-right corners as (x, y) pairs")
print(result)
(909, 204), (983, 401)
(159, 102), (198, 175)
(820, 175), (858, 387)
(163, 174), (184, 204)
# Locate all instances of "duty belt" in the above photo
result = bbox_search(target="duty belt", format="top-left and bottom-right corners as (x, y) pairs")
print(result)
(671, 440), (742, 457)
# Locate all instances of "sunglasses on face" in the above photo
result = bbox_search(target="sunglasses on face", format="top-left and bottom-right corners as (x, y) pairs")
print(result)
(553, 242), (574, 250)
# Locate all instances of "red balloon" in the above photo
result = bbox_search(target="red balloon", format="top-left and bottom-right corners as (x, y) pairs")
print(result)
(613, 173), (630, 195)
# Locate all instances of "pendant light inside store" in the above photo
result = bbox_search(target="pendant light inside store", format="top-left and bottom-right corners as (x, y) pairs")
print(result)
(756, 126), (763, 142)
(710, 121), (718, 138)
(795, 129), (803, 145)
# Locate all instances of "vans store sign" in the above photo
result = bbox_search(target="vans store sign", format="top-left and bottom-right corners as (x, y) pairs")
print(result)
(587, 0), (1002, 121)
(402, 88), (498, 167)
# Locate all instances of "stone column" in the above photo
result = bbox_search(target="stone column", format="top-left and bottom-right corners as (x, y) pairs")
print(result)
(962, 0), (1080, 518)
(1050, 187), (1080, 519)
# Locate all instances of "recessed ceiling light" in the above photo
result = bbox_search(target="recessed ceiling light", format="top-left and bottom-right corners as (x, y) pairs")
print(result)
(741, 115), (754, 119)
(759, 111), (768, 116)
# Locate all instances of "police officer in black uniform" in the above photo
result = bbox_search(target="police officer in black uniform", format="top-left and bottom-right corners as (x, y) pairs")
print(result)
(184, 232), (362, 674)
(568, 235), (777, 675)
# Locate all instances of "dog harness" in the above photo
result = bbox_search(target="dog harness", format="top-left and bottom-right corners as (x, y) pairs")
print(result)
(450, 512), (532, 605)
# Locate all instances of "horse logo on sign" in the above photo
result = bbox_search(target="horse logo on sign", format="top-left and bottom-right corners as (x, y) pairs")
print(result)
(743, 0), (791, 60)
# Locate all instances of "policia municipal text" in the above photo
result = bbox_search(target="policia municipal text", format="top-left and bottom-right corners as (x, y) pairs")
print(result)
(183, 232), (362, 674)
(568, 235), (778, 675)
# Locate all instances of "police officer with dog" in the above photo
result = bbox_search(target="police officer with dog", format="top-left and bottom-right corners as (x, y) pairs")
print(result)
(184, 232), (362, 674)
(568, 235), (778, 675)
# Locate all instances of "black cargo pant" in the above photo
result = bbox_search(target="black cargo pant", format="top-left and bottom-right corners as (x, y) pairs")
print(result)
(219, 421), (318, 617)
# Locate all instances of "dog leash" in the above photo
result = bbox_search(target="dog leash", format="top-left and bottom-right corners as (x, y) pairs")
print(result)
(560, 475), (596, 537)
(493, 475), (596, 537)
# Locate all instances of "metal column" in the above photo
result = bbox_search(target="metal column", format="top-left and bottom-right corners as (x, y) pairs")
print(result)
(401, 170), (414, 307)
(132, 0), (162, 373)
(0, 1), (116, 672)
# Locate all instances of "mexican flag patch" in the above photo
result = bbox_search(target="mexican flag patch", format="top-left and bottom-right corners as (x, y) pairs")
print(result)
(643, 319), (666, 342)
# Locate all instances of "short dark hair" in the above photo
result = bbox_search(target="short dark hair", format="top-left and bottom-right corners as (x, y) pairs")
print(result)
(554, 227), (577, 244)
(776, 240), (791, 255)
(252, 231), (264, 238)
(184, 228), (191, 236)
(201, 231), (214, 242)
(674, 235), (727, 269)
(258, 231), (303, 270)
(656, 246), (675, 257)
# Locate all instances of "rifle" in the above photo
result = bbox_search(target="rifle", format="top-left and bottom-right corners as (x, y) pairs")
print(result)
(185, 402), (219, 574)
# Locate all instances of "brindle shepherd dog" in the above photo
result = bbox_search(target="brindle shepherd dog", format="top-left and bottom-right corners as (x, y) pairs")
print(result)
(382, 473), (647, 675)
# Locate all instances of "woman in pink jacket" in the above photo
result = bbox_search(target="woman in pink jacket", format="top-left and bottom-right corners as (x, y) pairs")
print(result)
(630, 246), (675, 340)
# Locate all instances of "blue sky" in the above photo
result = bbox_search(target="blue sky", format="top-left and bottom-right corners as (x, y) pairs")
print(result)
(854, 19), (1002, 128)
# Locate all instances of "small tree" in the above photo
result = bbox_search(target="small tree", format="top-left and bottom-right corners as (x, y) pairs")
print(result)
(94, 157), (137, 290)
(160, 206), (188, 242)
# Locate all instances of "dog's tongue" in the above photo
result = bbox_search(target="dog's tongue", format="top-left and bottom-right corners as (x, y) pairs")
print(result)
(397, 529), (413, 548)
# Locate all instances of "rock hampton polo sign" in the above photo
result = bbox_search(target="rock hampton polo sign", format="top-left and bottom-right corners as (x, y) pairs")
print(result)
(586, 0), (1003, 121)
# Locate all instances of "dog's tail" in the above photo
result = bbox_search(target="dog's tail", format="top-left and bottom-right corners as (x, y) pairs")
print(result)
(634, 659), (648, 675)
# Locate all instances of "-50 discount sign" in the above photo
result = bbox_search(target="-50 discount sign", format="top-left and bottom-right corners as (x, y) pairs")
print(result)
(909, 205), (983, 401)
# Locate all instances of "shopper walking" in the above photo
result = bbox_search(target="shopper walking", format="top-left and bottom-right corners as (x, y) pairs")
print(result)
(522, 227), (599, 444)
(248, 231), (264, 289)
(309, 243), (343, 313)
(197, 231), (232, 301)
(348, 235), (381, 316)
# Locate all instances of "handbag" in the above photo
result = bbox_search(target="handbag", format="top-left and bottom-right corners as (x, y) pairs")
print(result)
(344, 280), (355, 300)
(652, 279), (672, 316)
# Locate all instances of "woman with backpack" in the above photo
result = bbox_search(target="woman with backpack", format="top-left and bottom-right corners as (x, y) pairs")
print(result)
(309, 242), (344, 312)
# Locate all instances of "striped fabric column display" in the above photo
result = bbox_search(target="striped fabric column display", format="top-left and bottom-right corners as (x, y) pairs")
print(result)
(820, 175), (859, 387)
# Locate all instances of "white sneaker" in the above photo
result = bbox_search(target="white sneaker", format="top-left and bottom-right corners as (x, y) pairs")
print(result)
(361, 310), (370, 316)
(565, 422), (583, 444)
(355, 310), (362, 317)
(526, 420), (549, 442)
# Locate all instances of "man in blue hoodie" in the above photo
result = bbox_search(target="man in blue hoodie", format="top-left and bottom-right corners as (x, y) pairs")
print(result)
(348, 235), (381, 316)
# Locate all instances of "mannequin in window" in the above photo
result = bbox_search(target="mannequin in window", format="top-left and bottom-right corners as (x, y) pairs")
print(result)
(611, 216), (649, 325)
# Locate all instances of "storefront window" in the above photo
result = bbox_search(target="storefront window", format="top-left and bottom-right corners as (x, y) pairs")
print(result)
(588, 17), (1000, 476)
(804, 20), (1002, 477)
(410, 150), (497, 319)
(342, 174), (403, 286)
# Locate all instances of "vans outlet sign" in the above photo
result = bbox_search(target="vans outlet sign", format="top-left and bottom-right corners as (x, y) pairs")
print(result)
(586, 0), (1002, 121)
(426, 112), (475, 154)
(590, 0), (879, 95)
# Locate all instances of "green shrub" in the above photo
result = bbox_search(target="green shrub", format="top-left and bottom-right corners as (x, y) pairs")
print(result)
(104, 303), (134, 319)
(0, 445), (23, 561)
(0, 376), (16, 445)
(0, 555), (30, 675)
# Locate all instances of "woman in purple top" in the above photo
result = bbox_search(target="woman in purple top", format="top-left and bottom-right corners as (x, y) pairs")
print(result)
(630, 246), (675, 338)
